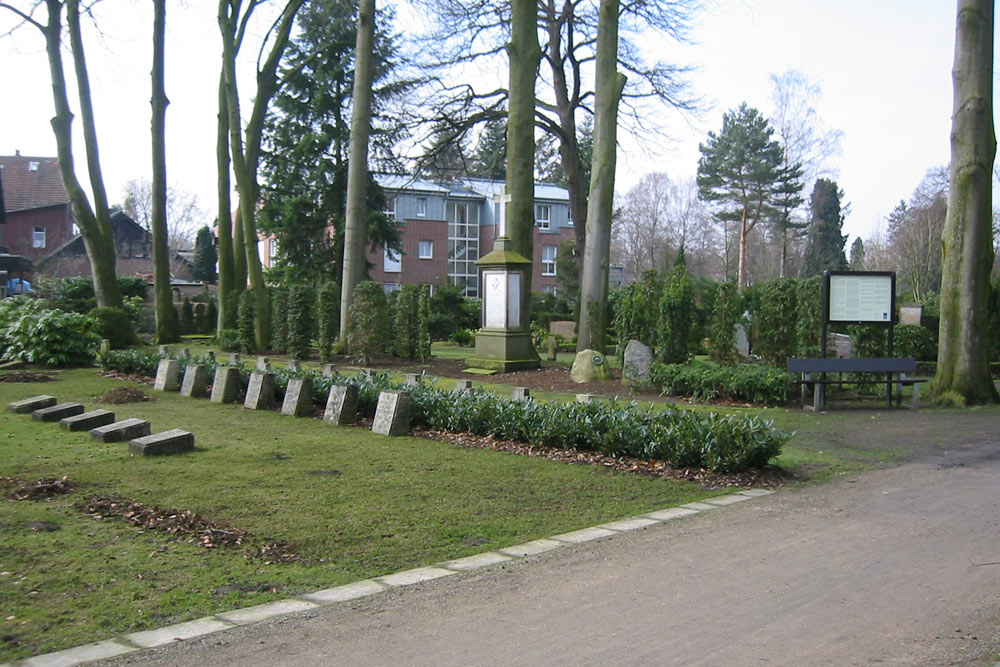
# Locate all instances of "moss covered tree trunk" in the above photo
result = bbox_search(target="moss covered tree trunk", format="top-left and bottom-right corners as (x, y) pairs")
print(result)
(932, 0), (999, 405)
(339, 0), (376, 350)
(215, 71), (236, 330)
(577, 0), (625, 352)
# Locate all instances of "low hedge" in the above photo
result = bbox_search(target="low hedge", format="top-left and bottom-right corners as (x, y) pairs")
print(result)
(99, 353), (789, 473)
(649, 361), (792, 406)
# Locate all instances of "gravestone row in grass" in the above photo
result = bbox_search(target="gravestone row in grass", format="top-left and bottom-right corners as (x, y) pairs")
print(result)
(6, 394), (192, 456)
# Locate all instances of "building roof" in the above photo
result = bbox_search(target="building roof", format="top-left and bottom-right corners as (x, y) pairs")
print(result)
(375, 174), (570, 202)
(0, 153), (69, 213)
(375, 174), (450, 194)
(459, 178), (569, 202)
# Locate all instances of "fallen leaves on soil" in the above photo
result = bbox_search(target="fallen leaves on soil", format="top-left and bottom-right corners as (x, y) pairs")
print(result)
(94, 386), (155, 404)
(1, 476), (75, 501)
(78, 494), (297, 563)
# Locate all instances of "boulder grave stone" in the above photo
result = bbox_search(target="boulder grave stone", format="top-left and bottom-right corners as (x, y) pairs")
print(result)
(622, 340), (654, 386)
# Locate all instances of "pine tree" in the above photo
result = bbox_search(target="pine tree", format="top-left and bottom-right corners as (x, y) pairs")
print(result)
(192, 226), (217, 284)
(801, 179), (848, 276)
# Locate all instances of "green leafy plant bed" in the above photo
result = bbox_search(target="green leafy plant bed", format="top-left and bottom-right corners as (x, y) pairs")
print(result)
(0, 369), (726, 661)
(649, 361), (793, 407)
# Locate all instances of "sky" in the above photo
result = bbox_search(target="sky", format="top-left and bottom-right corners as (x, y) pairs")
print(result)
(0, 0), (990, 245)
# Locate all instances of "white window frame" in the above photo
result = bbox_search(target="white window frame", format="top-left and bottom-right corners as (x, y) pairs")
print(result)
(33, 226), (46, 248)
(383, 282), (400, 294)
(417, 197), (427, 217)
(383, 247), (401, 273)
(383, 196), (397, 220)
(418, 240), (433, 259)
(536, 204), (551, 230)
(542, 245), (557, 276)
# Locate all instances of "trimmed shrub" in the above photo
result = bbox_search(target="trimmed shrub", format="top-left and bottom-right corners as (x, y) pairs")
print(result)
(393, 284), (421, 359)
(658, 263), (694, 364)
(613, 270), (661, 360)
(0, 297), (100, 366)
(180, 298), (195, 335)
(708, 281), (740, 365)
(649, 361), (792, 406)
(894, 324), (936, 361)
(287, 284), (316, 360)
(222, 291), (239, 329)
(449, 328), (475, 347)
(89, 307), (135, 350)
(237, 290), (256, 353)
(348, 281), (390, 364)
(317, 282), (339, 361)
(755, 278), (798, 366)
(270, 287), (289, 354)
(417, 286), (432, 361)
(795, 276), (824, 357)
(204, 299), (218, 335)
(216, 328), (240, 352)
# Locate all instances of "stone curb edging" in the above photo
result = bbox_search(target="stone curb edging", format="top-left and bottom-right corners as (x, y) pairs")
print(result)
(5, 489), (774, 667)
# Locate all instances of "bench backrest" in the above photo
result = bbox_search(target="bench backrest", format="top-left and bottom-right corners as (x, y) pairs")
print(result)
(787, 357), (917, 374)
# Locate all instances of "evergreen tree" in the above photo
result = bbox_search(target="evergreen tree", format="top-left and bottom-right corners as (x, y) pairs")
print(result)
(658, 261), (694, 363)
(192, 225), (217, 284)
(849, 237), (866, 270)
(469, 119), (507, 179)
(801, 178), (848, 276)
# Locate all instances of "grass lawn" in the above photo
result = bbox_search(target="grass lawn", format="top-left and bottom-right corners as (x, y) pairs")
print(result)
(0, 368), (719, 661)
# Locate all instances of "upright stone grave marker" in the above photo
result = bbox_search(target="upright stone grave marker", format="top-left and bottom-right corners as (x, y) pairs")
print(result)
(158, 345), (170, 355)
(281, 377), (314, 417)
(324, 384), (358, 425)
(287, 359), (302, 372)
(371, 390), (411, 437)
(228, 353), (241, 366)
(404, 373), (422, 387)
(321, 364), (336, 377)
(256, 357), (270, 372)
(154, 359), (180, 392)
(453, 379), (473, 394)
(511, 387), (531, 401)
(244, 372), (275, 410)
(211, 367), (241, 404)
(180, 365), (209, 398)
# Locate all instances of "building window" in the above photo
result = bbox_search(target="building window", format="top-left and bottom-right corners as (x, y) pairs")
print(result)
(536, 204), (551, 230)
(383, 282), (400, 294)
(542, 245), (556, 276)
(32, 226), (46, 248)
(541, 284), (557, 295)
(417, 197), (427, 217)
(421, 283), (435, 296)
(384, 247), (401, 273)
(383, 196), (397, 220)
(418, 240), (433, 259)
(447, 200), (479, 297)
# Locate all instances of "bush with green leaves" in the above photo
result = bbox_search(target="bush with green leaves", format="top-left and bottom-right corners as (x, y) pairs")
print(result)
(237, 290), (256, 353)
(35, 275), (148, 314)
(215, 328), (240, 352)
(708, 281), (740, 364)
(222, 291), (239, 329)
(658, 263), (694, 363)
(317, 282), (339, 361)
(894, 324), (936, 361)
(204, 299), (218, 336)
(754, 278), (798, 366)
(270, 287), (289, 354)
(180, 298), (195, 335)
(393, 284), (421, 359)
(613, 270), (661, 360)
(795, 276), (823, 357)
(649, 361), (792, 406)
(89, 307), (135, 349)
(348, 281), (390, 364)
(417, 286), (432, 361)
(0, 297), (100, 366)
(287, 284), (316, 359)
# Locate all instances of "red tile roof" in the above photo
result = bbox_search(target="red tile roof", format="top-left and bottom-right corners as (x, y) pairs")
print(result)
(0, 154), (69, 212)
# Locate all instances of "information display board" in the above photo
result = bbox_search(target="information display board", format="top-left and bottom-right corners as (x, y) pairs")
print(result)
(824, 271), (895, 324)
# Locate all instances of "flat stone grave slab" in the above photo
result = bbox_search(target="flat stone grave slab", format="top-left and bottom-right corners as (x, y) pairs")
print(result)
(371, 390), (411, 436)
(180, 365), (209, 398)
(91, 418), (151, 442)
(129, 429), (194, 456)
(324, 384), (358, 425)
(60, 409), (115, 431)
(33, 402), (84, 422)
(281, 377), (314, 417)
(211, 366), (241, 404)
(244, 372), (275, 410)
(7, 395), (57, 414)
(153, 359), (180, 392)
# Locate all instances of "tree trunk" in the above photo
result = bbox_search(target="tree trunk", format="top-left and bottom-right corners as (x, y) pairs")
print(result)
(151, 0), (179, 343)
(216, 70), (236, 330)
(577, 0), (625, 352)
(932, 0), (999, 405)
(338, 0), (376, 349)
(737, 212), (750, 290)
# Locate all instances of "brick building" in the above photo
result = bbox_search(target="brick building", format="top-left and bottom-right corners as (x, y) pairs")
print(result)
(0, 153), (75, 264)
(367, 176), (574, 297)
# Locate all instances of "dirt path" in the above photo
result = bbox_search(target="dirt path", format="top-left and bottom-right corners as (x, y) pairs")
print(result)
(96, 423), (1000, 667)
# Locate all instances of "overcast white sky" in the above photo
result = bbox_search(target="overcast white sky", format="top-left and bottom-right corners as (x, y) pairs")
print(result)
(0, 0), (992, 244)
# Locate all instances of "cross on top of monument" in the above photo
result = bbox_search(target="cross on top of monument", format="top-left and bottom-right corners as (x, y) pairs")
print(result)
(493, 185), (512, 238)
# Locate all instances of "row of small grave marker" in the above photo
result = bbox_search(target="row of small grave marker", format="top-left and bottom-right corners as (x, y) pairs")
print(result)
(6, 395), (193, 456)
(149, 350), (602, 439)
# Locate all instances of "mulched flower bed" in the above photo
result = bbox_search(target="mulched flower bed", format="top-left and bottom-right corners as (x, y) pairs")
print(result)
(95, 386), (155, 404)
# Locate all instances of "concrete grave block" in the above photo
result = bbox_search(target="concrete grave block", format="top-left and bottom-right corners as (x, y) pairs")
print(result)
(244, 372), (275, 410)
(228, 353), (241, 366)
(90, 418), (151, 442)
(129, 429), (194, 456)
(511, 386), (531, 401)
(158, 345), (170, 355)
(576, 393), (596, 403)
(180, 365), (209, 398)
(60, 409), (115, 431)
(179, 348), (191, 359)
(324, 384), (358, 425)
(7, 395), (57, 414)
(33, 402), (85, 422)
(281, 377), (314, 417)
(286, 359), (302, 372)
(321, 363), (336, 377)
(99, 338), (111, 355)
(546, 336), (557, 361)
(211, 366), (241, 404)
(204, 351), (216, 362)
(153, 359), (180, 392)
(372, 390), (411, 436)
(453, 379), (474, 394)
(256, 356), (270, 372)
(404, 373), (422, 387)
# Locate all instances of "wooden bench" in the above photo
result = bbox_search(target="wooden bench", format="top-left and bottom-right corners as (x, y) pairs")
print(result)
(786, 357), (927, 410)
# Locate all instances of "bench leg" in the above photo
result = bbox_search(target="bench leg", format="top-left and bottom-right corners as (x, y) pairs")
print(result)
(813, 380), (823, 412)
(912, 383), (920, 410)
